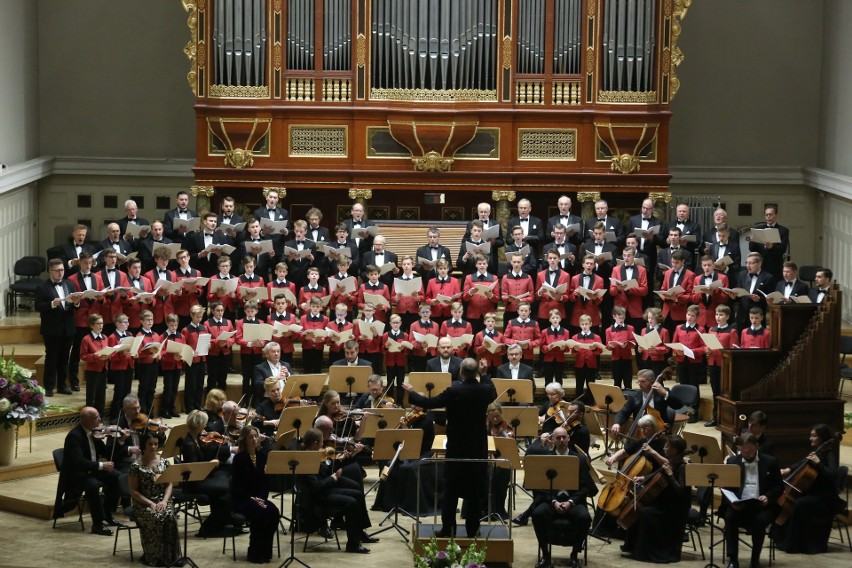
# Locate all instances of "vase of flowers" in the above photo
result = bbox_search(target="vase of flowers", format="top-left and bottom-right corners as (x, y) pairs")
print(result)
(414, 537), (487, 568)
(0, 350), (45, 466)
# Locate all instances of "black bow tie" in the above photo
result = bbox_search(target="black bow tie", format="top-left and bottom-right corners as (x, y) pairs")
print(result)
(221, 276), (230, 280)
(421, 320), (431, 327)
(245, 319), (256, 323)
(222, 216), (230, 221)
(581, 333), (591, 338)
(786, 282), (793, 288)
(94, 335), (103, 341)
(311, 315), (321, 321)
(82, 274), (91, 279)
(683, 325), (695, 331)
(274, 313), (287, 320)
(520, 218), (529, 222)
(477, 274), (488, 281)
(212, 320), (224, 326)
(437, 278), (448, 283)
(450, 321), (464, 327)
(178, 209), (187, 214)
(142, 330), (153, 336)
(512, 274), (523, 279)
(549, 270), (558, 276)
(107, 268), (116, 273)
(747, 328), (763, 336)
(613, 325), (624, 331)
(267, 208), (277, 213)
(485, 331), (494, 337)
(352, 221), (361, 227)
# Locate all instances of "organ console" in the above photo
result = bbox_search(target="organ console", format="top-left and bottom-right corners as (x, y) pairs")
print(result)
(180, 0), (692, 202)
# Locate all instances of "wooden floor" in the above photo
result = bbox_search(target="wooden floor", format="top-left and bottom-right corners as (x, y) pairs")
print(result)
(1, 312), (851, 566)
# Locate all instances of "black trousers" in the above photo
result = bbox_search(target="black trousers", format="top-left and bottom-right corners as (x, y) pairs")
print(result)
(76, 469), (121, 526)
(610, 359), (633, 390)
(43, 334), (73, 391)
(442, 462), (487, 536)
(184, 362), (206, 412)
(724, 501), (776, 563)
(85, 370), (107, 416)
(108, 368), (133, 418)
(531, 501), (591, 558)
(135, 362), (159, 414)
(206, 353), (231, 392)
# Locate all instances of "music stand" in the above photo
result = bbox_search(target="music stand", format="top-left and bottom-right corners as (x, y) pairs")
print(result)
(157, 461), (217, 568)
(275, 429), (298, 450)
(266, 451), (325, 568)
(685, 463), (741, 568)
(431, 435), (496, 455)
(283, 373), (326, 401)
(500, 405), (540, 437)
(160, 423), (189, 459)
(369, 429), (425, 541)
(683, 431), (724, 464)
(407, 371), (451, 398)
(492, 436), (529, 510)
(523, 455), (580, 564)
(588, 383), (626, 460)
(275, 406), (319, 441)
(328, 366), (372, 400)
(492, 378), (534, 405)
(360, 408), (407, 438)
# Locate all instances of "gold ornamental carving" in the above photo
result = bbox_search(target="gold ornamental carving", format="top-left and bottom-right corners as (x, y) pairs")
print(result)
(413, 151), (454, 172)
(491, 191), (516, 203)
(648, 192), (672, 204)
(181, 0), (198, 96)
(598, 91), (658, 104)
(669, 0), (692, 101)
(349, 189), (373, 202)
(207, 117), (272, 169)
(502, 37), (512, 70)
(370, 88), (497, 102)
(274, 0), (281, 11)
(611, 154), (641, 174)
(289, 126), (348, 157)
(208, 85), (270, 98)
(190, 185), (214, 198)
(357, 34), (367, 68)
(576, 192), (601, 203)
(518, 129), (577, 160)
(273, 45), (282, 70)
(263, 187), (287, 199)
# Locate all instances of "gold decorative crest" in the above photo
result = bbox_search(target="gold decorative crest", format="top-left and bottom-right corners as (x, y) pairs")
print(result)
(502, 36), (513, 70)
(412, 151), (454, 173)
(491, 191), (516, 203)
(209, 85), (270, 98)
(611, 154), (641, 174)
(669, 0), (692, 101)
(349, 188), (373, 201)
(181, 0), (198, 96)
(576, 192), (602, 203)
(190, 185), (214, 197)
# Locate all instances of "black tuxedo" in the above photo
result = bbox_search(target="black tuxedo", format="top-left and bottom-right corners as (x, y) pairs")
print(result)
(360, 250), (399, 286)
(541, 241), (579, 274)
(408, 376), (497, 536)
(735, 270), (774, 327)
(505, 242), (541, 276)
(282, 239), (318, 287)
(425, 355), (464, 382)
(583, 215), (625, 247)
(706, 239), (741, 281)
(236, 234), (276, 278)
(322, 239), (361, 278)
(508, 214), (545, 248)
(627, 213), (666, 266)
(580, 241), (617, 282)
(186, 231), (230, 276)
(306, 225), (331, 244)
(252, 206), (289, 223)
(657, 246), (694, 276)
(415, 244), (453, 280)
(667, 218), (702, 255)
(495, 362), (535, 384)
(58, 241), (97, 275)
(57, 425), (121, 526)
(748, 222), (789, 286)
(36, 278), (79, 392)
(774, 278), (809, 299)
(217, 213), (245, 227)
(251, 360), (293, 400)
(546, 213), (584, 247)
(133, 236), (174, 273)
(97, 237), (133, 259)
(613, 389), (674, 428)
(463, 218), (505, 249)
(808, 286), (830, 304)
(700, 226), (740, 255)
(163, 207), (199, 243)
(116, 216), (150, 238)
(723, 452), (782, 564)
(343, 218), (377, 255)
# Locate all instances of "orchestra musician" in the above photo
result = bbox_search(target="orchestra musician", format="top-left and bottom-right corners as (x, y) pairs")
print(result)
(230, 425), (280, 564)
(353, 375), (396, 409)
(298, 428), (378, 554)
(487, 402), (514, 519)
(530, 426), (598, 568)
(538, 382), (571, 436)
(722, 433), (782, 568)
(203, 388), (228, 434)
(610, 369), (675, 436)
(773, 424), (845, 554)
(620, 435), (692, 563)
(744, 411), (775, 456)
(605, 415), (666, 471)
(252, 342), (292, 408)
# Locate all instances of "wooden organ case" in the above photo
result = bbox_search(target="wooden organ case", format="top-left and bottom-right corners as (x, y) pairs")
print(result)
(181, 0), (691, 203)
(716, 286), (845, 467)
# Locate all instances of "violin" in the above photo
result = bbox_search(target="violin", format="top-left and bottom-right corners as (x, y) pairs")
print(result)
(92, 425), (124, 439)
(775, 431), (843, 525)
(199, 431), (229, 446)
(489, 419), (514, 438)
(131, 413), (169, 432)
(399, 409), (424, 428)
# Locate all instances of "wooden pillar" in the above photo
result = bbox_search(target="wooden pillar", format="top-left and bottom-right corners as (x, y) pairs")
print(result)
(576, 191), (601, 223)
(190, 185), (215, 214)
(492, 190), (516, 262)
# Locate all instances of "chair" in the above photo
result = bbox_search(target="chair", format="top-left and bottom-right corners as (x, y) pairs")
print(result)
(222, 511), (250, 561)
(831, 465), (851, 551)
(667, 384), (700, 423)
(6, 256), (46, 315)
(112, 476), (139, 560)
(797, 265), (820, 287)
(542, 517), (589, 566)
(839, 336), (852, 396)
(51, 448), (87, 531)
(683, 508), (706, 560)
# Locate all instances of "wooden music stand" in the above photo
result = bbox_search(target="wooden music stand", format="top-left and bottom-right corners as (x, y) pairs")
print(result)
(493, 437), (521, 470)
(360, 408), (407, 438)
(328, 366), (372, 399)
(283, 373), (327, 399)
(431, 434), (496, 455)
(266, 451), (325, 568)
(685, 463), (741, 568)
(370, 428), (425, 540)
(156, 461), (217, 568)
(407, 371), (451, 398)
(275, 428), (298, 450)
(523, 455), (581, 564)
(588, 382), (626, 459)
(275, 405), (319, 440)
(492, 378), (534, 405)
(683, 431), (724, 464)
(160, 423), (189, 459)
(500, 405), (541, 437)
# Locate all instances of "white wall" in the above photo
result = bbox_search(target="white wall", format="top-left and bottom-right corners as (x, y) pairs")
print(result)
(0, 0), (40, 163)
(0, 184), (39, 317)
(819, 0), (852, 176)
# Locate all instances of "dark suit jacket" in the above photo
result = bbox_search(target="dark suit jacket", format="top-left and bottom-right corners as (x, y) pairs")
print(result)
(361, 250), (399, 286)
(134, 236), (174, 272)
(408, 378), (497, 460)
(35, 279), (78, 336)
(117, 216), (150, 238)
(657, 246), (695, 275)
(163, 208), (199, 242)
(495, 362), (535, 384)
(217, 213), (245, 227)
(425, 355), (464, 382)
(321, 239), (361, 278)
(253, 206), (290, 223)
(508, 215), (545, 248)
(735, 270), (774, 325)
(707, 239), (742, 281)
(530, 447), (599, 507)
(58, 241), (98, 274)
(62, 425), (109, 479)
(505, 242), (541, 276)
(343, 218), (377, 255)
(306, 225), (331, 244)
(700, 226), (740, 255)
(748, 223), (789, 285)
(724, 452), (783, 502)
(667, 219), (702, 254)
(252, 360), (293, 387)
(546, 213), (584, 247)
(97, 238), (133, 258)
(580, 241), (617, 282)
(415, 244), (453, 279)
(613, 389), (674, 428)
(463, 218), (505, 250)
(584, 215), (625, 247)
(331, 357), (372, 367)
(236, 234), (276, 278)
(627, 214), (666, 266)
(808, 286), (830, 304)
(186, 231), (230, 276)
(774, 278), (809, 299)
(541, 241), (579, 275)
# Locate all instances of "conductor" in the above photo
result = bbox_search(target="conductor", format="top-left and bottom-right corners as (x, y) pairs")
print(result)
(403, 357), (496, 538)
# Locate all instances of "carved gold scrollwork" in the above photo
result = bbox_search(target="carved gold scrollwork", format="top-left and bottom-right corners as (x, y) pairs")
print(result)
(503, 37), (513, 70)
(611, 154), (641, 174)
(491, 191), (516, 203)
(207, 118), (272, 169)
(348, 189), (373, 202)
(263, 187), (287, 199)
(669, 0), (692, 101)
(357, 34), (367, 68)
(648, 191), (672, 204)
(190, 185), (215, 198)
(413, 151), (454, 172)
(576, 192), (602, 203)
(181, 0), (198, 96)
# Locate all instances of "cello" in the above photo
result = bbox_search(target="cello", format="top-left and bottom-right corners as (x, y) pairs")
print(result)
(597, 429), (668, 517)
(775, 431), (843, 525)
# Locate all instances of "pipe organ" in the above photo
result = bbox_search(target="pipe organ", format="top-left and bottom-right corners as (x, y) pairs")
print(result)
(182, 0), (691, 198)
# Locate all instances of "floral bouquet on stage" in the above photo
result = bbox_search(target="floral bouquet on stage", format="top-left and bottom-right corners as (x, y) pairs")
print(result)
(414, 537), (487, 568)
(0, 350), (45, 430)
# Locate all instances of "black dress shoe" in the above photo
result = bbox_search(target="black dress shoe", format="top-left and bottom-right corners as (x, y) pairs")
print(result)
(727, 561), (740, 568)
(360, 532), (379, 543)
(345, 544), (370, 554)
(105, 517), (128, 528)
(71, 385), (80, 392)
(434, 527), (455, 538)
(58, 388), (73, 395)
(535, 557), (552, 568)
(91, 525), (113, 536)
(318, 526), (333, 539)
(511, 514), (529, 526)
(45, 390), (54, 397)
(704, 419), (717, 427)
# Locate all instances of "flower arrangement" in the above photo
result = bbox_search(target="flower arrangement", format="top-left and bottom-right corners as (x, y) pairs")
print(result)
(0, 350), (45, 430)
(414, 537), (487, 568)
